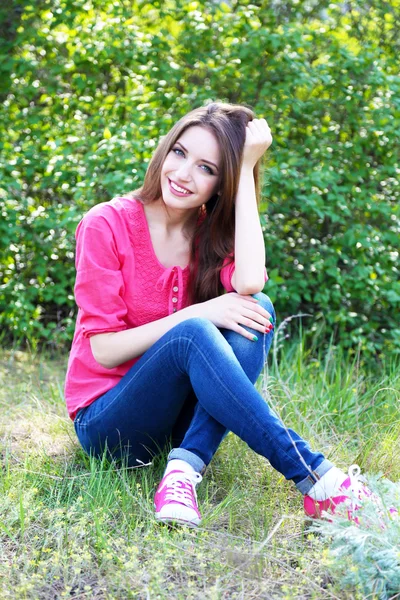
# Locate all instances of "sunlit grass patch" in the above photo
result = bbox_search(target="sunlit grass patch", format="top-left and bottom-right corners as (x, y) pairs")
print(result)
(0, 344), (399, 598)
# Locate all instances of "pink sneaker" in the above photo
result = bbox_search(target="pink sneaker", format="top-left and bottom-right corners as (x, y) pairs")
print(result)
(304, 464), (398, 525)
(154, 470), (202, 527)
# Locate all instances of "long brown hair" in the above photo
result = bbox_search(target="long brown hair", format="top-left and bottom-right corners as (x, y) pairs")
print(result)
(129, 102), (263, 304)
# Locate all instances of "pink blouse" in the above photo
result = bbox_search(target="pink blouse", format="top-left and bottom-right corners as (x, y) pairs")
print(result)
(64, 197), (264, 420)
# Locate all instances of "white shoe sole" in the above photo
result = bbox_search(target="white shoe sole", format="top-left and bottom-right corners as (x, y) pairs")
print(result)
(154, 505), (201, 528)
(155, 514), (201, 528)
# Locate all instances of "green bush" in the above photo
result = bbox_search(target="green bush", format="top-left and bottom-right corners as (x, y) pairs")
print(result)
(0, 0), (399, 355)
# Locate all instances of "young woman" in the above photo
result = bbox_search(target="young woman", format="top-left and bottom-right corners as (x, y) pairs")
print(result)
(65, 102), (388, 527)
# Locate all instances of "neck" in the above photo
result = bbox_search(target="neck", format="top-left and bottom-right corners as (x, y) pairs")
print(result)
(145, 199), (199, 237)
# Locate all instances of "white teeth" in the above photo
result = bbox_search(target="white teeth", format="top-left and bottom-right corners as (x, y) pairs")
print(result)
(170, 180), (191, 194)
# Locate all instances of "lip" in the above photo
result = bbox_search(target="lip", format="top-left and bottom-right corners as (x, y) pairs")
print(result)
(168, 178), (193, 196)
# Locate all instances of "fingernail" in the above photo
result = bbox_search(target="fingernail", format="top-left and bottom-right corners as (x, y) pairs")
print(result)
(269, 316), (274, 324)
(252, 335), (258, 342)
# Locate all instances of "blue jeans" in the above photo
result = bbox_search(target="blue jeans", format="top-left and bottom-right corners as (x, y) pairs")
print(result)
(74, 293), (333, 494)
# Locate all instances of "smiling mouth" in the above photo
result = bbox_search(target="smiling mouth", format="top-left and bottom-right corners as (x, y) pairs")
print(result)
(168, 178), (193, 195)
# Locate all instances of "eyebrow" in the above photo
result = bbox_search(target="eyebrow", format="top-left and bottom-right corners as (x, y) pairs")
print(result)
(175, 142), (219, 172)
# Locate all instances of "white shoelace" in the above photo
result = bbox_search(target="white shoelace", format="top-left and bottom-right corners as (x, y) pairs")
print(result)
(164, 472), (203, 508)
(348, 463), (368, 489)
(345, 464), (374, 511)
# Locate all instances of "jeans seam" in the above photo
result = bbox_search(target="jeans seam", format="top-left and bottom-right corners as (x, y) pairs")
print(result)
(185, 336), (312, 477)
(74, 407), (88, 428)
(79, 318), (307, 479)
(79, 319), (254, 426)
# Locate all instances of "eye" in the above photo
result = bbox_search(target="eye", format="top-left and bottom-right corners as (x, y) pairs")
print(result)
(171, 147), (215, 175)
(172, 147), (184, 156)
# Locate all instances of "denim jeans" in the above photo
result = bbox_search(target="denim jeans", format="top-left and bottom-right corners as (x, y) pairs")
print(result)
(74, 293), (333, 494)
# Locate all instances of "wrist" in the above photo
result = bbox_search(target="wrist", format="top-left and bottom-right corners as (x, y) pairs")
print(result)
(236, 167), (257, 205)
(240, 163), (255, 176)
(180, 301), (205, 320)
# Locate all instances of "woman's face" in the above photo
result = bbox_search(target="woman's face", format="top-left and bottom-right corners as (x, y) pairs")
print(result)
(160, 126), (221, 212)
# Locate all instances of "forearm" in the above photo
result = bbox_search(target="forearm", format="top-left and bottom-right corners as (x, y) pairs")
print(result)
(90, 302), (203, 369)
(233, 167), (266, 294)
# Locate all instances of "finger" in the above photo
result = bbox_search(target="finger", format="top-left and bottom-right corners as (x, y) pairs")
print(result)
(245, 125), (256, 140)
(247, 120), (261, 136)
(252, 305), (273, 322)
(240, 309), (274, 333)
(241, 308), (270, 329)
(247, 121), (270, 146)
(251, 119), (268, 135)
(254, 119), (272, 142)
(234, 294), (272, 319)
(251, 118), (264, 131)
(241, 299), (272, 321)
(230, 322), (263, 342)
(238, 315), (271, 335)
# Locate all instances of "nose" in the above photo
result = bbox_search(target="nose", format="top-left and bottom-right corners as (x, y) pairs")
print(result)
(175, 160), (192, 181)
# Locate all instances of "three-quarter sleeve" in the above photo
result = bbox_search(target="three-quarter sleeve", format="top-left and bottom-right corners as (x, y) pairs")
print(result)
(220, 254), (268, 293)
(220, 255), (236, 292)
(74, 212), (129, 338)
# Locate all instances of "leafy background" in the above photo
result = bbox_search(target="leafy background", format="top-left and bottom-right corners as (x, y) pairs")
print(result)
(1, 0), (399, 357)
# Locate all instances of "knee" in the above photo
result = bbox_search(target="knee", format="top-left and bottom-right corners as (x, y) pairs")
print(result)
(252, 292), (275, 322)
(175, 317), (218, 337)
(174, 317), (228, 353)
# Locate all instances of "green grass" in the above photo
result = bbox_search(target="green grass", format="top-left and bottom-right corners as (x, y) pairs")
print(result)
(0, 338), (399, 599)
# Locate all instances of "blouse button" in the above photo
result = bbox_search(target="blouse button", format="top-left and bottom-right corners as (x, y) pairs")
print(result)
(172, 297), (178, 304)
(173, 286), (179, 292)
